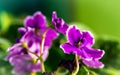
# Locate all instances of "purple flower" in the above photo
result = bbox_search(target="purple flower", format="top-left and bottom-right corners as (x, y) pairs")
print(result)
(18, 11), (58, 56)
(6, 43), (44, 75)
(52, 11), (69, 34)
(22, 11), (58, 48)
(60, 26), (105, 68)
(6, 11), (58, 75)
(19, 11), (58, 58)
(6, 40), (49, 75)
(10, 55), (41, 75)
(19, 28), (54, 59)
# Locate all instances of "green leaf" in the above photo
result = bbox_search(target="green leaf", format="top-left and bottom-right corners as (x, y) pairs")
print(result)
(0, 11), (12, 33)
(78, 66), (89, 75)
(0, 37), (11, 51)
(93, 39), (120, 69)
(0, 38), (13, 75)
(89, 70), (98, 75)
(54, 67), (69, 75)
(0, 60), (13, 75)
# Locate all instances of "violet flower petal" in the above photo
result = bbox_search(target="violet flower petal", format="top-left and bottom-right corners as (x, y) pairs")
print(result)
(7, 43), (21, 52)
(24, 16), (34, 28)
(18, 27), (27, 36)
(44, 28), (58, 47)
(67, 26), (82, 46)
(82, 31), (94, 47)
(24, 11), (46, 29)
(33, 12), (46, 29)
(83, 59), (104, 68)
(60, 43), (79, 54)
(58, 23), (69, 34)
(52, 11), (57, 24)
(11, 55), (41, 75)
(83, 47), (105, 59)
(52, 11), (69, 34)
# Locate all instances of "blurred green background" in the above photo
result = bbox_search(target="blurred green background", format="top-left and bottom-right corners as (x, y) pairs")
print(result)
(0, 0), (120, 75)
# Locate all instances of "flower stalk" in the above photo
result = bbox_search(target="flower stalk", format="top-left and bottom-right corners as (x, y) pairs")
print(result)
(22, 37), (46, 73)
(22, 42), (39, 58)
(6, 11), (59, 75)
(71, 54), (79, 75)
(40, 31), (48, 73)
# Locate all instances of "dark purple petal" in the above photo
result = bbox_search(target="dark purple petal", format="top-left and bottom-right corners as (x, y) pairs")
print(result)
(33, 12), (46, 29)
(67, 26), (82, 46)
(83, 59), (104, 68)
(18, 27), (27, 36)
(52, 12), (63, 26)
(24, 16), (34, 28)
(24, 12), (46, 29)
(28, 40), (33, 48)
(55, 18), (64, 28)
(44, 28), (58, 47)
(52, 11), (57, 26)
(52, 12), (69, 34)
(60, 43), (79, 54)
(82, 31), (94, 47)
(57, 23), (69, 34)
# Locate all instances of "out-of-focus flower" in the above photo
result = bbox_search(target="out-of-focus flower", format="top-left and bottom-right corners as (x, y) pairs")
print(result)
(6, 11), (58, 75)
(60, 26), (105, 68)
(24, 12), (46, 29)
(5, 42), (44, 75)
(21, 11), (58, 47)
(52, 11), (69, 34)
(10, 55), (41, 75)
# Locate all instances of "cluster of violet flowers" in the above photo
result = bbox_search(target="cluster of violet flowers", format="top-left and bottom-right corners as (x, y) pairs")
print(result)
(6, 11), (105, 75)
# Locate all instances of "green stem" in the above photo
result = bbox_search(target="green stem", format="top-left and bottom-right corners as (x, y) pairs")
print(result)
(39, 31), (47, 73)
(22, 42), (45, 73)
(39, 56), (45, 73)
(22, 30), (48, 73)
(71, 54), (79, 75)
(22, 42), (39, 58)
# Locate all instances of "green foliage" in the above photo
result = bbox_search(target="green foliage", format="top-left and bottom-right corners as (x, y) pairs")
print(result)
(54, 67), (70, 75)
(94, 39), (120, 69)
(0, 12), (11, 33)
(78, 66), (89, 75)
(92, 39), (120, 75)
(0, 38), (13, 75)
(0, 38), (11, 51)
(0, 59), (13, 75)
